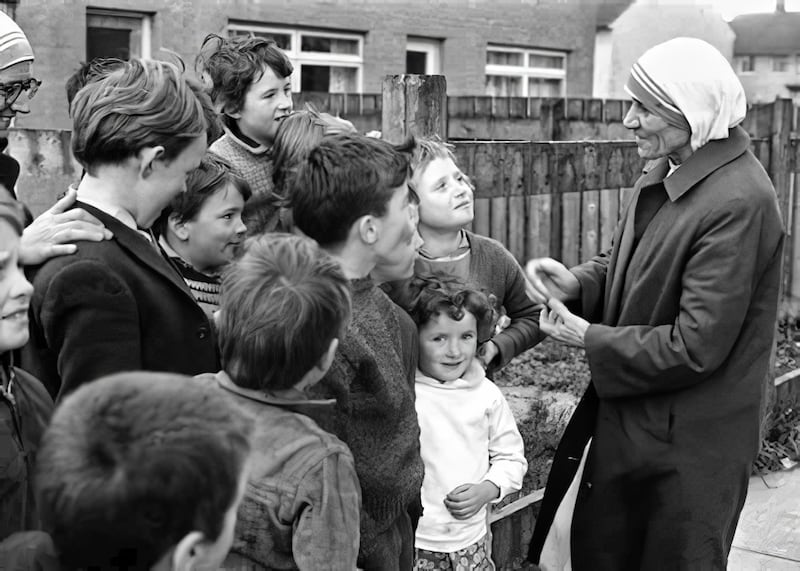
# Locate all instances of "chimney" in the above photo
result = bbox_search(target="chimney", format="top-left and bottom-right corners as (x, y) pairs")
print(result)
(777, 0), (786, 12)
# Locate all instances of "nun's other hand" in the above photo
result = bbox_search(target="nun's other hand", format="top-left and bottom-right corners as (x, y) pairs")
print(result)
(540, 298), (589, 348)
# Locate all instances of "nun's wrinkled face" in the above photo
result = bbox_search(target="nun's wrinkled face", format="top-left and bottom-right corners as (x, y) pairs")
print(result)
(623, 99), (692, 163)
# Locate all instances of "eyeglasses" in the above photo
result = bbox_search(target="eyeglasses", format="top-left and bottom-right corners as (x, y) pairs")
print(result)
(0, 78), (42, 110)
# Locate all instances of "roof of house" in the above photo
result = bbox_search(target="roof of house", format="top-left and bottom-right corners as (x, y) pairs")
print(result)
(730, 11), (800, 55)
(595, 0), (634, 28)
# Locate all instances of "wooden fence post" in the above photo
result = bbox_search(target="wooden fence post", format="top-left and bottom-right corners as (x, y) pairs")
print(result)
(769, 99), (795, 315)
(381, 75), (448, 144)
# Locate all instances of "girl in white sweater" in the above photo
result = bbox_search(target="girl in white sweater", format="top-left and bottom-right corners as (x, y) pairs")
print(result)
(403, 276), (527, 570)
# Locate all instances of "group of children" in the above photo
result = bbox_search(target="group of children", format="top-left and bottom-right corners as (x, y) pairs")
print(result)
(0, 30), (544, 571)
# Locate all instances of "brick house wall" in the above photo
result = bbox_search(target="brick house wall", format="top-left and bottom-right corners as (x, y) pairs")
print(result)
(8, 0), (598, 131)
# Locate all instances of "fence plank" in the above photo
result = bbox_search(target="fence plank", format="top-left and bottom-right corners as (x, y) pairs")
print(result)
(508, 195), (526, 261)
(788, 171), (800, 317)
(474, 198), (491, 237)
(526, 194), (552, 260)
(566, 98), (583, 121)
(582, 190), (600, 260)
(344, 93), (361, 115)
(561, 192), (581, 267)
(586, 98), (603, 122)
(491, 195), (509, 246)
(509, 97), (527, 118)
(599, 188), (620, 252)
(475, 96), (493, 118)
(327, 93), (345, 116)
(770, 99), (795, 313)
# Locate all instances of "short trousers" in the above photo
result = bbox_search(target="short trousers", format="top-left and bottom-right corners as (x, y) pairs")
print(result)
(413, 533), (495, 570)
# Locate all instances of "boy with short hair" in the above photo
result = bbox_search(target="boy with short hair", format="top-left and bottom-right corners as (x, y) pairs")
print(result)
(409, 137), (543, 375)
(155, 154), (251, 316)
(23, 58), (217, 400)
(35, 371), (254, 571)
(202, 233), (360, 570)
(197, 34), (294, 234)
(291, 133), (424, 569)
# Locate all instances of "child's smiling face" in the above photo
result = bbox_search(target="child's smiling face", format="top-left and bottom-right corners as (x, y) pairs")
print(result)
(418, 310), (478, 382)
(0, 219), (33, 354)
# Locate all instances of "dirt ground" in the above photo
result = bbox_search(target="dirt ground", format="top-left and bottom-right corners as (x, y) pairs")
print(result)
(496, 319), (800, 495)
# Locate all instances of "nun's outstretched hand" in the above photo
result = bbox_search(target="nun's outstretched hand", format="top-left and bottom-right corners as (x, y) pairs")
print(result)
(540, 298), (589, 348)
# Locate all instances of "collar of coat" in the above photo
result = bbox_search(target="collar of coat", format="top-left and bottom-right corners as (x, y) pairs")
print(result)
(639, 125), (750, 202)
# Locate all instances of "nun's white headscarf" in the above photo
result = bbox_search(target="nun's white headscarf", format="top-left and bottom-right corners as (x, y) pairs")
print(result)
(624, 37), (747, 152)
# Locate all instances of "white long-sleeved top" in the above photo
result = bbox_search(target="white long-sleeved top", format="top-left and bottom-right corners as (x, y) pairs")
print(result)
(414, 359), (527, 553)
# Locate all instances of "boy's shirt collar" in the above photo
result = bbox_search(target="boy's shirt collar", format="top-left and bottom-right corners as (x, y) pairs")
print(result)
(214, 370), (335, 408)
(418, 229), (469, 261)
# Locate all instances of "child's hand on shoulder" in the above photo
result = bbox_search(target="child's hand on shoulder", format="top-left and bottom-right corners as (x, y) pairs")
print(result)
(443, 481), (500, 520)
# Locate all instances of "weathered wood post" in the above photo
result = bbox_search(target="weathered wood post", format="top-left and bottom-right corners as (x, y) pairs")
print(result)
(769, 98), (795, 316)
(760, 98), (797, 443)
(381, 75), (447, 144)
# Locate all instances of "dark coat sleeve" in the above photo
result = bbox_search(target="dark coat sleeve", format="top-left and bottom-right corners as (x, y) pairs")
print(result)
(38, 260), (142, 398)
(570, 248), (612, 324)
(584, 197), (781, 399)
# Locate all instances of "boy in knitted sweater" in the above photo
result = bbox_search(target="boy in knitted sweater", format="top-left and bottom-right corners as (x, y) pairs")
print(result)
(197, 34), (294, 235)
(409, 138), (544, 375)
(292, 133), (424, 570)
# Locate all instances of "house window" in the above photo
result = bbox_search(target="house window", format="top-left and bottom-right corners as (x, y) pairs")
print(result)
(773, 56), (790, 72)
(406, 37), (442, 75)
(485, 45), (566, 97)
(228, 23), (363, 93)
(738, 55), (755, 73)
(86, 8), (151, 61)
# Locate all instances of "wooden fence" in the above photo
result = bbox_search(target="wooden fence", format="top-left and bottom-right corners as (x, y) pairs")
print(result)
(294, 91), (636, 141)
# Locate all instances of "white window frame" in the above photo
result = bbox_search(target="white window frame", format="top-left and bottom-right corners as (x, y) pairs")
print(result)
(485, 45), (567, 97)
(737, 55), (755, 74)
(406, 37), (442, 75)
(227, 23), (363, 93)
(773, 55), (790, 73)
(86, 8), (151, 60)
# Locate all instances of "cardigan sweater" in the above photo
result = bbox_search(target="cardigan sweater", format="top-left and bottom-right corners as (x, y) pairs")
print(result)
(306, 277), (423, 561)
(209, 127), (286, 235)
(415, 230), (544, 370)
